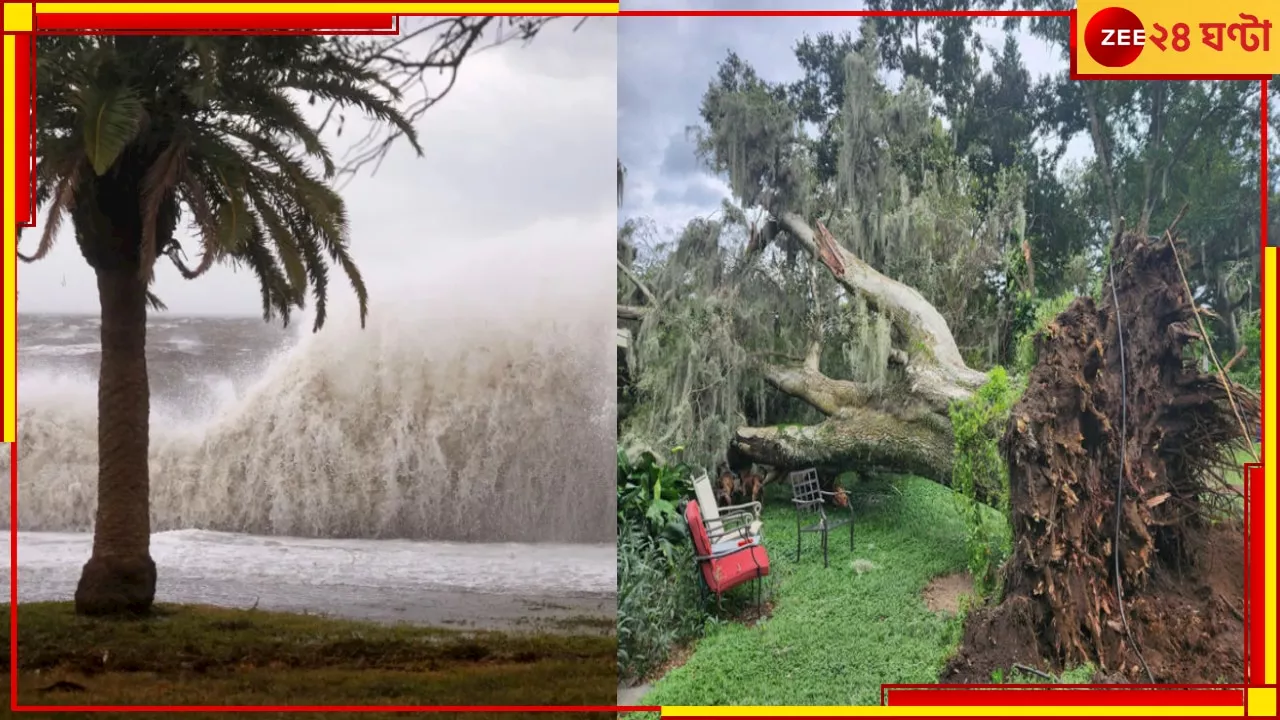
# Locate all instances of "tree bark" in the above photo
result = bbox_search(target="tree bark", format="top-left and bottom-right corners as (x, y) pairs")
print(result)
(74, 267), (156, 616)
(776, 212), (986, 396)
(617, 304), (650, 322)
(617, 258), (657, 307)
(729, 210), (989, 491)
(734, 410), (955, 486)
(1082, 83), (1123, 234)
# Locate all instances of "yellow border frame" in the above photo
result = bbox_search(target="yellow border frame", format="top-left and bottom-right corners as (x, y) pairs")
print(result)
(0, 4), (1273, 718)
(34, 3), (619, 15)
(3, 30), (17, 443)
(660, 706), (1249, 717)
(1265, 245), (1277, 686)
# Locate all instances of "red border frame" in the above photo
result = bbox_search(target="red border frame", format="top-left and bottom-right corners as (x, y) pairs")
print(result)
(4, 2), (1271, 716)
(35, 13), (401, 33)
(884, 687), (1248, 706)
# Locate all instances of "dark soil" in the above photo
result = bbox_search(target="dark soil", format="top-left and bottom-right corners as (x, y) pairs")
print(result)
(945, 231), (1254, 684)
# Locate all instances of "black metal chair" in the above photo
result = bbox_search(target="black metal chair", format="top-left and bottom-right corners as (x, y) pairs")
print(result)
(789, 468), (853, 568)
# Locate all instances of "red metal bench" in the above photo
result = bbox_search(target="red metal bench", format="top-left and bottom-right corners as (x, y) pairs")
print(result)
(685, 498), (769, 612)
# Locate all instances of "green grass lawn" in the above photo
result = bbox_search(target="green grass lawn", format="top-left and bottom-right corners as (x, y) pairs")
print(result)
(3, 602), (616, 718)
(641, 475), (977, 706)
(1226, 446), (1259, 483)
(1219, 447), (1255, 515)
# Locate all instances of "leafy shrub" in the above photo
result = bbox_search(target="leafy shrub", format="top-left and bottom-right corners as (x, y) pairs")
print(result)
(616, 446), (705, 684)
(1012, 290), (1077, 375)
(1185, 308), (1259, 408)
(617, 526), (705, 684)
(618, 446), (694, 563)
(949, 367), (1020, 597)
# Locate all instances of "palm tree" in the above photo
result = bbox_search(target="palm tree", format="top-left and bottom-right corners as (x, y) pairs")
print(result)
(21, 36), (421, 616)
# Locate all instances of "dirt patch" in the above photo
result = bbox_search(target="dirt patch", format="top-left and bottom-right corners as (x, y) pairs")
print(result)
(617, 682), (653, 706)
(620, 638), (700, 704)
(731, 599), (775, 627)
(923, 572), (974, 615)
(646, 642), (697, 684)
(946, 231), (1254, 684)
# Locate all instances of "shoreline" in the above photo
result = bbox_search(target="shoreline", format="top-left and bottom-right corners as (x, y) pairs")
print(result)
(6, 590), (617, 635)
(5, 530), (616, 635)
(208, 588), (619, 634)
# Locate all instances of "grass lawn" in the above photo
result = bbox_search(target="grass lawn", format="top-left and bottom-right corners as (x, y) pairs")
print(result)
(3, 602), (616, 718)
(1225, 446), (1258, 484)
(640, 475), (977, 706)
(1219, 447), (1255, 515)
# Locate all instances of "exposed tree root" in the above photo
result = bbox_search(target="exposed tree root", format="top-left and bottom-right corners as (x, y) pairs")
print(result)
(945, 231), (1254, 684)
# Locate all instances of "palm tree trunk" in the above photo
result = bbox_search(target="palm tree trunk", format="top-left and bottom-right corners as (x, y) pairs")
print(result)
(74, 266), (156, 615)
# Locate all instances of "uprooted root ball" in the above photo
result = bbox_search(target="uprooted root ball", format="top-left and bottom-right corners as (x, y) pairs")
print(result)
(945, 231), (1254, 684)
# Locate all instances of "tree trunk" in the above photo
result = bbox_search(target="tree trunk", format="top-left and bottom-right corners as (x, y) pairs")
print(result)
(1082, 84), (1123, 234)
(74, 267), (156, 616)
(730, 210), (988, 493)
(734, 411), (954, 486)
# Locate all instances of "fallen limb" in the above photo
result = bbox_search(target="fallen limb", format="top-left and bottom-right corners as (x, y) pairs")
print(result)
(1012, 663), (1055, 681)
(730, 211), (986, 479)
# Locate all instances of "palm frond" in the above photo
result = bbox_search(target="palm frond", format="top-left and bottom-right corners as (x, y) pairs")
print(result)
(237, 222), (296, 327)
(279, 201), (332, 331)
(21, 164), (80, 263)
(73, 83), (145, 176)
(138, 136), (189, 281)
(215, 190), (253, 253)
(179, 36), (219, 108)
(210, 81), (336, 178)
(287, 75), (423, 158)
(20, 155), (81, 263)
(246, 182), (309, 303)
(146, 290), (167, 311)
(325, 229), (369, 328)
(215, 122), (323, 185)
(175, 165), (222, 279)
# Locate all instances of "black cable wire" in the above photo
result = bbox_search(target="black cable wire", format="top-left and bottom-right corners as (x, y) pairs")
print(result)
(1108, 253), (1156, 685)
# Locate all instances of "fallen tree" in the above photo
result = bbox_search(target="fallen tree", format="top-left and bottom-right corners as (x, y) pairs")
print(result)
(662, 32), (1025, 489)
(945, 229), (1254, 683)
(729, 213), (987, 487)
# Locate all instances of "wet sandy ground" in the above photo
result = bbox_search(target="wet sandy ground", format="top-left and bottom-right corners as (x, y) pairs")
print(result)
(4, 530), (616, 634)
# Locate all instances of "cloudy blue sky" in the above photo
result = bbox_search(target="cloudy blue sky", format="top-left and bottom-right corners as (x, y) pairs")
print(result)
(618, 1), (1087, 238)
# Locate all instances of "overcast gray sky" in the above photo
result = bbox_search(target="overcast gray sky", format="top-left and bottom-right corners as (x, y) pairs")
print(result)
(618, 1), (1086, 236)
(20, 18), (617, 315)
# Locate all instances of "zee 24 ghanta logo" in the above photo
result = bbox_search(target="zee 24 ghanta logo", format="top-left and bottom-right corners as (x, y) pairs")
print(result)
(1084, 6), (1272, 67)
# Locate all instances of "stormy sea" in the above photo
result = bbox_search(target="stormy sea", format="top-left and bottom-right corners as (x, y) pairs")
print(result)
(2, 236), (617, 631)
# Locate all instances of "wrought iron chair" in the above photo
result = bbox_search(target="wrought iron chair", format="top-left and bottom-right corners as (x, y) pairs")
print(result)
(789, 468), (853, 568)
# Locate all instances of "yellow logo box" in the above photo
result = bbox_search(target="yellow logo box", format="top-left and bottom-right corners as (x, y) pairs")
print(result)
(1074, 0), (1279, 76)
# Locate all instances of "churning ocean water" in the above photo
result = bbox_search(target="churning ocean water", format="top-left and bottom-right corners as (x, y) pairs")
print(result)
(2, 236), (617, 628)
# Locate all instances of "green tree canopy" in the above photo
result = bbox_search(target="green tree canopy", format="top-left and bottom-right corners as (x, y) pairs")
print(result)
(25, 35), (423, 330)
